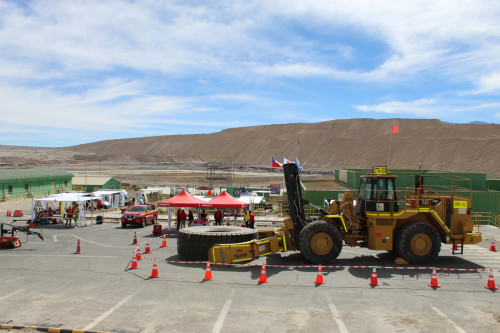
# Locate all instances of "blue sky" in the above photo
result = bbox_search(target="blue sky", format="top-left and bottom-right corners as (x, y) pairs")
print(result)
(1, 0), (499, 147)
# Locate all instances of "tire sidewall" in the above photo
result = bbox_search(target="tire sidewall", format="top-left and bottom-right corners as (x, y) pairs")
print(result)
(177, 226), (258, 261)
(299, 220), (343, 264)
(396, 222), (441, 264)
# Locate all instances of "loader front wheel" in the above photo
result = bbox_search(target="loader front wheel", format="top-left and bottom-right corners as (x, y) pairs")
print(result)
(299, 220), (342, 264)
(396, 222), (441, 264)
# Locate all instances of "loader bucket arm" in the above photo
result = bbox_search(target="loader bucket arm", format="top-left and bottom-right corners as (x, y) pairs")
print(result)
(283, 163), (307, 250)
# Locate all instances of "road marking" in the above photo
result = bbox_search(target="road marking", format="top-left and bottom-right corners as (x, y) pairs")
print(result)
(0, 289), (24, 301)
(83, 294), (134, 331)
(212, 289), (234, 333)
(431, 307), (466, 333)
(86, 225), (118, 232)
(329, 303), (349, 333)
(52, 234), (129, 248)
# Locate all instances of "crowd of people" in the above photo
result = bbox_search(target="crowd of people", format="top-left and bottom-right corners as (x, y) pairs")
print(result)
(175, 208), (255, 230)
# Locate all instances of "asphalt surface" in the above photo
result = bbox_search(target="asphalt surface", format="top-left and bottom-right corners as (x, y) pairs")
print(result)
(1, 218), (499, 333)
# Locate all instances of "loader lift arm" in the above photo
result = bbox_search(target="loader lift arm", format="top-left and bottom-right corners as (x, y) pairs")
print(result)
(207, 163), (308, 264)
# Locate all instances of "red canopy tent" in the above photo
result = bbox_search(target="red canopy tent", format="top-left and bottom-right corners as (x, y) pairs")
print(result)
(158, 190), (209, 208)
(207, 191), (247, 209)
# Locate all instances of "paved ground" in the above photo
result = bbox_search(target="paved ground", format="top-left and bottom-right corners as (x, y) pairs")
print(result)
(1, 217), (499, 333)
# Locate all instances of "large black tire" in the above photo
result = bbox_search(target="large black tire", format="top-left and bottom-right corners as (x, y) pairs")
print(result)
(177, 226), (258, 261)
(396, 222), (441, 264)
(299, 220), (343, 264)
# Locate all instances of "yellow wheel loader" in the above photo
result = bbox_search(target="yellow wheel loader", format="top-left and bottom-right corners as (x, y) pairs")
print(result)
(177, 164), (481, 264)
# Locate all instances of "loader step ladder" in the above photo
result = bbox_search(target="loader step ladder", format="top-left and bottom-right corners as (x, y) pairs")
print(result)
(452, 239), (464, 255)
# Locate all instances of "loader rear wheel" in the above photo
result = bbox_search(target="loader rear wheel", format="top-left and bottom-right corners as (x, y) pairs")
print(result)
(299, 220), (342, 264)
(177, 226), (258, 261)
(396, 222), (441, 264)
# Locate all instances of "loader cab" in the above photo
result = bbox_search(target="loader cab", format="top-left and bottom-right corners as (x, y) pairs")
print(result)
(356, 174), (399, 216)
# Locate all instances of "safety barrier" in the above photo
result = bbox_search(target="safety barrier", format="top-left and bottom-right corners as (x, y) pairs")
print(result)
(132, 236), (500, 271)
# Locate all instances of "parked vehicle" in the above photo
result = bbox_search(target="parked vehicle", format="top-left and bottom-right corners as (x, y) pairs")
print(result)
(121, 205), (158, 228)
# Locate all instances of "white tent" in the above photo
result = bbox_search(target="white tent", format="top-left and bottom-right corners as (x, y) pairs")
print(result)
(93, 189), (129, 208)
(33, 192), (101, 227)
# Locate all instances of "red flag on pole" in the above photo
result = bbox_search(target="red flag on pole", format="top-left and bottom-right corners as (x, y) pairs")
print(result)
(392, 125), (399, 134)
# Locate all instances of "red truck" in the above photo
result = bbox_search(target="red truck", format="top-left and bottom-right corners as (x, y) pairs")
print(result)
(121, 205), (158, 228)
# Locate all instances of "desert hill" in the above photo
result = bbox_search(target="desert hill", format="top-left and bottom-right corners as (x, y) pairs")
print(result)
(65, 118), (500, 176)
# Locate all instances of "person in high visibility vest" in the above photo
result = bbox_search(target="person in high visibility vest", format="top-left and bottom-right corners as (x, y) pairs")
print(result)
(243, 209), (250, 228)
(65, 206), (73, 228)
(73, 204), (80, 227)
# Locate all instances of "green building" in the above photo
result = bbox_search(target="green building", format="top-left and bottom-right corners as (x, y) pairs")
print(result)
(72, 176), (121, 192)
(0, 168), (73, 201)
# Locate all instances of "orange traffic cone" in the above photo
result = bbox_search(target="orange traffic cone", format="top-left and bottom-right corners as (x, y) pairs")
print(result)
(132, 232), (138, 245)
(160, 235), (168, 248)
(490, 241), (496, 252)
(136, 248), (142, 261)
(144, 241), (152, 254)
(6, 210), (11, 216)
(484, 269), (498, 290)
(369, 266), (379, 286)
(428, 267), (440, 288)
(314, 264), (325, 285)
(75, 239), (83, 254)
(258, 263), (268, 283)
(129, 252), (139, 270)
(149, 258), (160, 278)
(203, 261), (213, 281)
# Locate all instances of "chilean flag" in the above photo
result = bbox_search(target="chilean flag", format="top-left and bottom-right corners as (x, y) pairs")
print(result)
(272, 157), (283, 168)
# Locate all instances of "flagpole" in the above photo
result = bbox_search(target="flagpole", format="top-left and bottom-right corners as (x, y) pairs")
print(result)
(387, 132), (393, 169)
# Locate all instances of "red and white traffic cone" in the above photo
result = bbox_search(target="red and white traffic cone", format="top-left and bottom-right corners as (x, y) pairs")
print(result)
(74, 239), (83, 254)
(369, 266), (379, 286)
(314, 264), (325, 285)
(203, 261), (213, 281)
(484, 269), (498, 290)
(160, 235), (168, 248)
(428, 267), (440, 288)
(149, 258), (160, 278)
(132, 232), (138, 245)
(144, 240), (152, 254)
(490, 241), (496, 252)
(136, 248), (142, 261)
(258, 263), (268, 283)
(6, 210), (11, 216)
(129, 252), (139, 270)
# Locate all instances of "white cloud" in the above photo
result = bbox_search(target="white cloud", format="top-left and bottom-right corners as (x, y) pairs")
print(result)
(354, 99), (440, 117)
(474, 73), (500, 94)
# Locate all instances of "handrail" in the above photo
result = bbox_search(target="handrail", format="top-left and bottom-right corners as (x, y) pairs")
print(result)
(472, 212), (500, 228)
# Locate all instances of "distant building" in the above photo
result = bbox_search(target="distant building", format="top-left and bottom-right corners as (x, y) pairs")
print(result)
(0, 168), (73, 201)
(72, 176), (121, 192)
